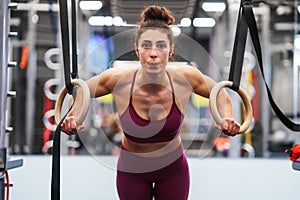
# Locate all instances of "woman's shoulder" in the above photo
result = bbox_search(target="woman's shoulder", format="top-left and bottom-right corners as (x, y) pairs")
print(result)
(102, 67), (138, 89)
(167, 64), (202, 79)
(100, 67), (137, 82)
(104, 66), (136, 76)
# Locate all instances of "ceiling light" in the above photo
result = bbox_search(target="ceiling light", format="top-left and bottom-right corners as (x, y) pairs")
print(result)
(113, 16), (123, 26)
(193, 17), (216, 28)
(171, 26), (181, 36)
(88, 16), (125, 26)
(202, 2), (226, 12)
(104, 16), (113, 26)
(88, 16), (105, 26)
(79, 1), (102, 11)
(180, 18), (192, 27)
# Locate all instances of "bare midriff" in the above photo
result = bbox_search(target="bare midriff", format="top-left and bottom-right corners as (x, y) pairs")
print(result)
(122, 136), (181, 157)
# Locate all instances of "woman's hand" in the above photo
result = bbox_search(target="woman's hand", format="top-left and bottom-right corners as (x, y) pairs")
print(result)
(215, 117), (240, 137)
(61, 116), (85, 135)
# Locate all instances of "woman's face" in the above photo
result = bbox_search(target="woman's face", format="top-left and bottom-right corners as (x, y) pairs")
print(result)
(136, 29), (173, 74)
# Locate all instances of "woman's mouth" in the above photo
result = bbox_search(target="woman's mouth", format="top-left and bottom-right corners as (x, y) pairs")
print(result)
(147, 62), (160, 67)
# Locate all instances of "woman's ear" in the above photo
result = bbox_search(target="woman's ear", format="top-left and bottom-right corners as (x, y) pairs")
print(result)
(134, 44), (139, 57)
(135, 49), (139, 57)
(169, 44), (174, 57)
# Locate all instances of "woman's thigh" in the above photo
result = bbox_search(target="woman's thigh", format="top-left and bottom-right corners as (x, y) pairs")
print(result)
(116, 170), (153, 200)
(154, 154), (190, 200)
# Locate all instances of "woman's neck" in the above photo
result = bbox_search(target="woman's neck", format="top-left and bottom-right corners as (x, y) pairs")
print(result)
(136, 69), (169, 92)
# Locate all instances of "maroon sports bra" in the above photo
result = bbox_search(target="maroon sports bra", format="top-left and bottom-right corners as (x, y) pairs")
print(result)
(119, 70), (184, 143)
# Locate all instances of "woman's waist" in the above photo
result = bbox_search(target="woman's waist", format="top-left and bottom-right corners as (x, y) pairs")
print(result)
(121, 136), (182, 157)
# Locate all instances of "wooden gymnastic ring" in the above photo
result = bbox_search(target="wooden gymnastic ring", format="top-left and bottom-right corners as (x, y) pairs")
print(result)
(54, 79), (90, 125)
(209, 81), (253, 133)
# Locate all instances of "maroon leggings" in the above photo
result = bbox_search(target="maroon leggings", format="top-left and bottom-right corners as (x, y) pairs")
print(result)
(116, 145), (190, 200)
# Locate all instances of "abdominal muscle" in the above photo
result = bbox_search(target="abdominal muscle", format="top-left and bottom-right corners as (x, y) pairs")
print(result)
(121, 136), (182, 157)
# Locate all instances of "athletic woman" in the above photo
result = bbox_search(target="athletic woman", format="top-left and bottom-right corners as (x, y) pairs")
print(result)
(61, 5), (240, 200)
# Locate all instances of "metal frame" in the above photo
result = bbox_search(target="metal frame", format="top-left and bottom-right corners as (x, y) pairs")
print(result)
(0, 1), (23, 199)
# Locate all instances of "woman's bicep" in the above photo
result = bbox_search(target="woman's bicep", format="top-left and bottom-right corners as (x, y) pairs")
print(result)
(187, 67), (216, 98)
(87, 71), (112, 97)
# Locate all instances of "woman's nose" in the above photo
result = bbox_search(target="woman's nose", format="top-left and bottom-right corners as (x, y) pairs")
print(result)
(149, 48), (158, 58)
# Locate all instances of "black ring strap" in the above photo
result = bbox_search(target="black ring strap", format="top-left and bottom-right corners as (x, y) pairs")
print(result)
(51, 0), (79, 200)
(229, 0), (300, 131)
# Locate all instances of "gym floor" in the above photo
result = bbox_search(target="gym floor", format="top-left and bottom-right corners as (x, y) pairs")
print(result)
(8, 155), (300, 200)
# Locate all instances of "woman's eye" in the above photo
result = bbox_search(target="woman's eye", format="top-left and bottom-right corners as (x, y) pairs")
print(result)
(141, 43), (151, 49)
(157, 44), (167, 49)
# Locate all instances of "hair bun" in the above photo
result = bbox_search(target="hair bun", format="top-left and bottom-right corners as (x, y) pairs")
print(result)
(139, 5), (175, 26)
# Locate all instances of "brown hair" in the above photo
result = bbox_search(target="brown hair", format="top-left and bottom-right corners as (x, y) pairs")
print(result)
(135, 5), (175, 47)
